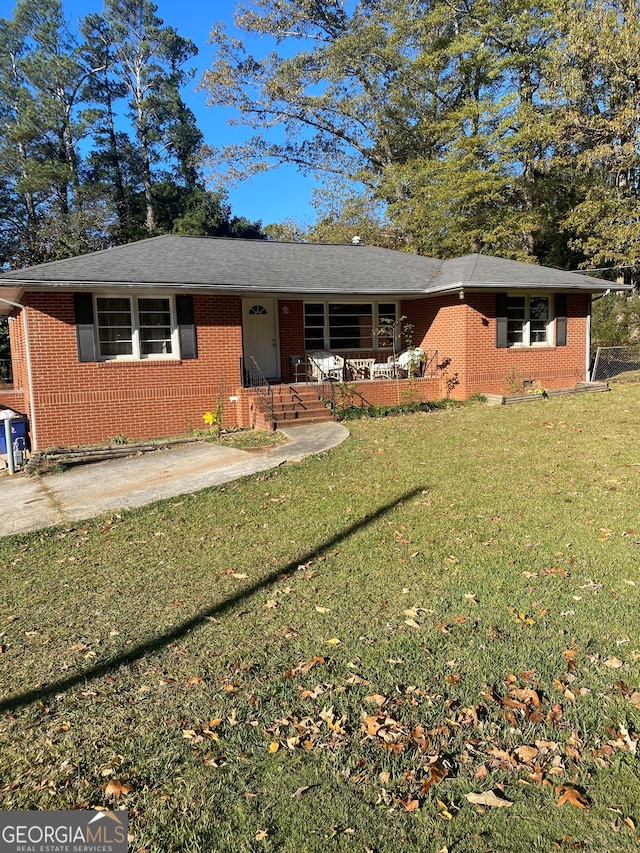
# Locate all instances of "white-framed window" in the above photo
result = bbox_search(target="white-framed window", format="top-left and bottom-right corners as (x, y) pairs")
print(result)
(304, 302), (398, 351)
(96, 294), (177, 360)
(506, 294), (553, 347)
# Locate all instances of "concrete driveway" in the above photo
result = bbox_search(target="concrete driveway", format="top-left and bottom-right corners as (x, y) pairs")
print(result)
(0, 423), (349, 538)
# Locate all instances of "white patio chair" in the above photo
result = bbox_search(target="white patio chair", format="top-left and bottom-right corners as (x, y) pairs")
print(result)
(308, 351), (345, 382)
(397, 348), (425, 377)
(372, 348), (424, 379)
(371, 354), (397, 379)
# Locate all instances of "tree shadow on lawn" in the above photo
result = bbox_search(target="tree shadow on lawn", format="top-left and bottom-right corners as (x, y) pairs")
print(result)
(0, 486), (424, 714)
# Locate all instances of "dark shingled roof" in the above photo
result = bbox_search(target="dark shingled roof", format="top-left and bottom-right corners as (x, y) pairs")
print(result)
(433, 254), (616, 291)
(0, 236), (624, 309)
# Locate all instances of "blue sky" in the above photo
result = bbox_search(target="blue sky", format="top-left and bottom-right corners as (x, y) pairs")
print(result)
(59, 0), (319, 228)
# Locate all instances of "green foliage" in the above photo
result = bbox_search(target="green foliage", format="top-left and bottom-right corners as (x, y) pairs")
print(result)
(337, 398), (458, 420)
(0, 318), (9, 363)
(591, 293), (640, 350)
(200, 0), (640, 273)
(0, 0), (261, 270)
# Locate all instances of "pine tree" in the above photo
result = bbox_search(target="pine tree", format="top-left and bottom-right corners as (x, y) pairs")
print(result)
(99, 0), (199, 234)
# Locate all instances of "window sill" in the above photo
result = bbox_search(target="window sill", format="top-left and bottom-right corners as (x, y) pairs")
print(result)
(507, 344), (554, 350)
(95, 357), (182, 366)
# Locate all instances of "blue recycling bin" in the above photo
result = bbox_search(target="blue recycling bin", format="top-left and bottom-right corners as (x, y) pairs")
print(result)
(0, 415), (28, 454)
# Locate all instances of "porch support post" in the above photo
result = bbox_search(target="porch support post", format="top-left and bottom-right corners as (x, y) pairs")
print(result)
(0, 297), (37, 450)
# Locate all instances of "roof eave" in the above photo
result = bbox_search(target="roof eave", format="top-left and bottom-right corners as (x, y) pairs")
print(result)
(6, 280), (431, 298)
(0, 285), (25, 314)
(427, 279), (631, 295)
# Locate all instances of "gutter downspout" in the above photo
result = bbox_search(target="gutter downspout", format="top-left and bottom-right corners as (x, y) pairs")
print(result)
(0, 297), (38, 450)
(587, 289), (610, 383)
(585, 296), (592, 381)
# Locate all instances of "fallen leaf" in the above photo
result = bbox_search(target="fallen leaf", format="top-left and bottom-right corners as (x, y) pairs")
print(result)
(315, 606), (331, 613)
(268, 742), (279, 754)
(604, 657), (624, 669)
(291, 785), (310, 798)
(466, 790), (513, 808)
(231, 573), (248, 579)
(365, 693), (387, 707)
(514, 745), (538, 764)
(404, 618), (421, 629)
(419, 757), (449, 794)
(326, 637), (341, 645)
(362, 716), (381, 736)
(255, 829), (268, 841)
(437, 798), (453, 819)
(102, 779), (133, 799)
(345, 674), (371, 686)
(555, 784), (590, 809)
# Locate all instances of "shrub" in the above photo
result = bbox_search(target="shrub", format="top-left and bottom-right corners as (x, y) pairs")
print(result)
(336, 399), (460, 421)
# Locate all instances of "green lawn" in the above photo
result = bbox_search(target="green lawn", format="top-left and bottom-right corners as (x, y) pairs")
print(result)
(0, 386), (639, 852)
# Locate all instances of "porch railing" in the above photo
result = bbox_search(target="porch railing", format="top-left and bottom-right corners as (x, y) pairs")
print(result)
(240, 356), (275, 430)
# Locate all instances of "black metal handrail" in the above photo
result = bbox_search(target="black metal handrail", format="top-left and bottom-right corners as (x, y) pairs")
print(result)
(423, 349), (439, 377)
(240, 356), (275, 430)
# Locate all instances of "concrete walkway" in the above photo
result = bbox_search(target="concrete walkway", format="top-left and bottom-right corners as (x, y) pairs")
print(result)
(0, 422), (349, 538)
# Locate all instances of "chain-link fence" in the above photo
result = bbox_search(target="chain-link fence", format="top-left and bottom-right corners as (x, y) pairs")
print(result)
(592, 345), (640, 381)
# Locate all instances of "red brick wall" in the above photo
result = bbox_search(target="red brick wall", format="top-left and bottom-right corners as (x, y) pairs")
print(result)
(278, 300), (306, 381)
(334, 377), (442, 409)
(403, 295), (470, 398)
(402, 292), (589, 399)
(22, 292), (247, 448)
(465, 292), (589, 396)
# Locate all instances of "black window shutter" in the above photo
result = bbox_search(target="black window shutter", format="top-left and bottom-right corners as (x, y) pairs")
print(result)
(176, 294), (197, 359)
(496, 293), (508, 348)
(73, 293), (96, 362)
(555, 293), (567, 347)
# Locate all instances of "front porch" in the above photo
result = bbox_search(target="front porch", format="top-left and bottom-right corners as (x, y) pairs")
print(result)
(241, 364), (444, 431)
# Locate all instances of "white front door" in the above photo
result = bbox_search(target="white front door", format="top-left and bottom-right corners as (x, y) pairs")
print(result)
(242, 299), (279, 379)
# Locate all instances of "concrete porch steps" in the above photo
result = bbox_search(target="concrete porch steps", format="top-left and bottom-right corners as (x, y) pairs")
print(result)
(271, 385), (333, 427)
